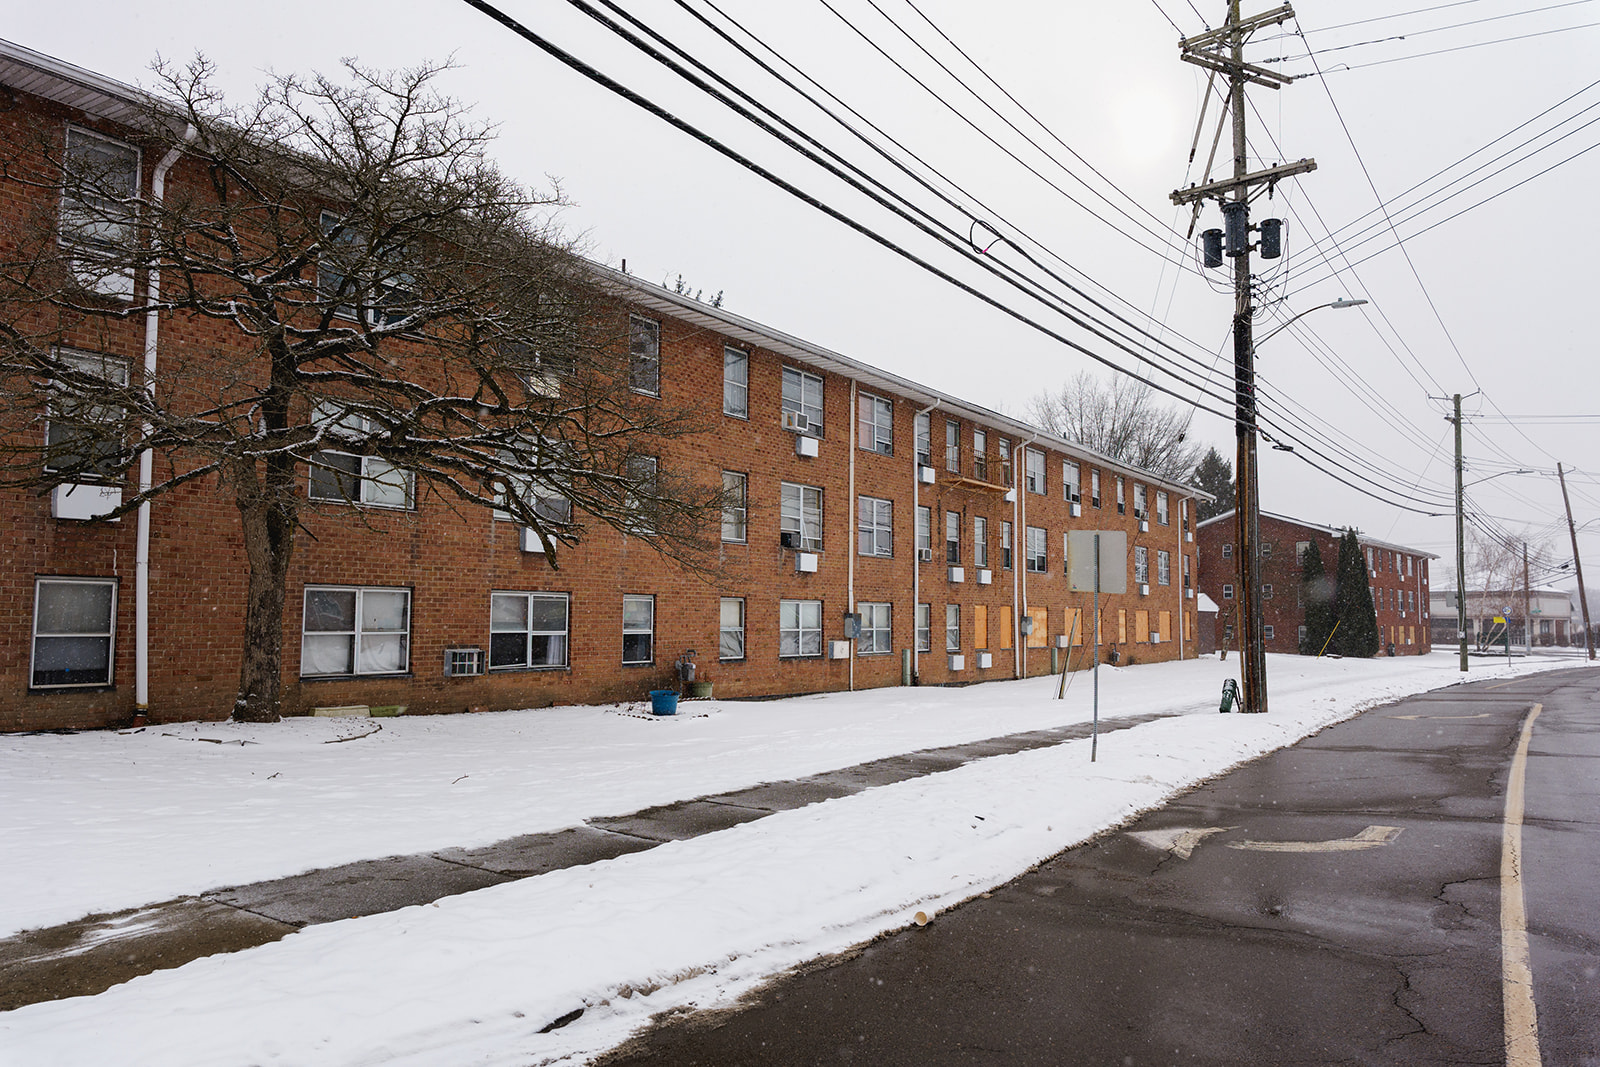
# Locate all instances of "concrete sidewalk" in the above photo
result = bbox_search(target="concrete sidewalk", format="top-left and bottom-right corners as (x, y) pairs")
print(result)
(0, 710), (1174, 1011)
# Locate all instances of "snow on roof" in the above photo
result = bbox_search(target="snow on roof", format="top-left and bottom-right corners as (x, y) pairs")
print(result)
(1194, 509), (1437, 559)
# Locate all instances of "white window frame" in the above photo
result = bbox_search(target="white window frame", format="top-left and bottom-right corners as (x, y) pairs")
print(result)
(858, 602), (893, 655)
(719, 597), (746, 661)
(1223, 583), (1234, 600)
(301, 585), (411, 677)
(61, 125), (140, 299)
(782, 366), (824, 433)
(629, 315), (661, 397)
(31, 576), (117, 689)
(308, 403), (414, 509)
(489, 591), (569, 670)
(973, 429), (988, 481)
(721, 470), (748, 543)
(45, 348), (130, 479)
(858, 496), (893, 557)
(1222, 543), (1233, 559)
(946, 510), (961, 564)
(916, 603), (932, 653)
(945, 603), (961, 652)
(622, 594), (655, 665)
(1026, 525), (1047, 573)
(1263, 583), (1274, 600)
(782, 482), (824, 551)
(1063, 460), (1080, 502)
(944, 419), (960, 472)
(859, 393), (893, 455)
(1025, 448), (1046, 495)
(1133, 483), (1147, 518)
(779, 599), (823, 658)
(974, 516), (988, 568)
(914, 411), (932, 466)
(1134, 545), (1149, 585)
(1116, 476), (1125, 514)
(916, 505), (932, 557)
(492, 439), (573, 527)
(1091, 469), (1102, 508)
(1158, 549), (1171, 585)
(1001, 520), (1013, 569)
(1264, 624), (1276, 640)
(722, 345), (749, 418)
(1156, 491), (1169, 525)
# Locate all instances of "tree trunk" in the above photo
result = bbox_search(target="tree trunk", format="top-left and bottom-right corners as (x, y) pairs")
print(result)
(232, 454), (299, 723)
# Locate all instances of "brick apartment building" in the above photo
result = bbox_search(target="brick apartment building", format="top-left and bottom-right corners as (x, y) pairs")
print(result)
(0, 41), (1204, 731)
(1196, 510), (1435, 656)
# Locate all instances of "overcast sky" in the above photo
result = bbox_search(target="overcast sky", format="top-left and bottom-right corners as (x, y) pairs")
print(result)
(10, 0), (1600, 590)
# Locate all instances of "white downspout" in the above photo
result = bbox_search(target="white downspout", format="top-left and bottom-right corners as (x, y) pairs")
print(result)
(848, 380), (857, 692)
(912, 399), (940, 684)
(1014, 433), (1037, 680)
(1177, 495), (1186, 661)
(136, 129), (192, 718)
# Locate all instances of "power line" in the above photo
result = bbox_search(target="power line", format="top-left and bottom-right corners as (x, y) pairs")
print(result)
(1289, 19), (1600, 74)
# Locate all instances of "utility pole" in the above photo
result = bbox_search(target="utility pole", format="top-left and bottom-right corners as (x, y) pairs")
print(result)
(1557, 462), (1595, 659)
(1523, 542), (1532, 654)
(1452, 394), (1468, 672)
(1173, 1), (1315, 714)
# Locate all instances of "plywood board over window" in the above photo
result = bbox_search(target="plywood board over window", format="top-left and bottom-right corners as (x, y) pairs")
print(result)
(1026, 606), (1048, 648)
(974, 604), (989, 650)
(1159, 611), (1171, 641)
(1135, 610), (1150, 643)
(999, 605), (1014, 650)
(1117, 609), (1127, 645)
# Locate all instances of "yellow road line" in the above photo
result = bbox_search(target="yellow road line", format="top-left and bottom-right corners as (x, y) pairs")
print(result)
(1488, 680), (1523, 690)
(1503, 703), (1543, 1067)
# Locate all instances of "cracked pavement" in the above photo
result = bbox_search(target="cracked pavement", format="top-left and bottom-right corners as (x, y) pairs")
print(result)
(598, 666), (1600, 1066)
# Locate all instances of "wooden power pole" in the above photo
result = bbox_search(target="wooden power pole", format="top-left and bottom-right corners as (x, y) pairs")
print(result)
(1558, 462), (1595, 658)
(1172, 1), (1314, 714)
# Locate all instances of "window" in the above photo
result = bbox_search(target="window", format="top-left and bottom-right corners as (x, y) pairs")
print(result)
(859, 393), (893, 455)
(1063, 461), (1080, 502)
(1156, 491), (1169, 525)
(1222, 583), (1234, 600)
(780, 599), (822, 658)
(1296, 541), (1311, 564)
(1001, 520), (1013, 569)
(974, 516), (988, 567)
(1224, 623), (1234, 641)
(858, 602), (892, 655)
(1181, 498), (1190, 530)
(721, 471), (748, 543)
(492, 441), (575, 529)
(1024, 448), (1046, 495)
(1183, 554), (1191, 589)
(916, 603), (932, 652)
(308, 403), (414, 509)
(946, 604), (960, 652)
(1264, 625), (1276, 640)
(1299, 624), (1308, 646)
(625, 455), (659, 533)
(914, 412), (932, 466)
(301, 586), (410, 676)
(1158, 550), (1171, 585)
(975, 604), (989, 649)
(1261, 541), (1273, 559)
(945, 420), (960, 472)
(1134, 546), (1149, 585)
(61, 127), (139, 298)
(1091, 469), (1101, 508)
(1222, 543), (1233, 559)
(1133, 483), (1147, 518)
(1263, 583), (1274, 600)
(1116, 476), (1126, 514)
(1026, 525), (1046, 572)
(622, 595), (655, 664)
(31, 577), (116, 688)
(720, 597), (746, 660)
(781, 367), (824, 433)
(723, 346), (748, 418)
(999, 438), (1012, 485)
(946, 510), (961, 564)
(781, 482), (823, 551)
(1063, 531), (1071, 575)
(859, 496), (893, 557)
(489, 592), (569, 670)
(916, 506), (932, 558)
(318, 211), (417, 326)
(973, 430), (988, 481)
(45, 348), (129, 479)
(629, 316), (660, 396)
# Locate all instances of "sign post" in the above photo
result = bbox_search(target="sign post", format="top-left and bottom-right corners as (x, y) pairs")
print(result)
(1068, 531), (1128, 762)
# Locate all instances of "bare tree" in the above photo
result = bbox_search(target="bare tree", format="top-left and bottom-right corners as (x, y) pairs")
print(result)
(1445, 527), (1556, 647)
(1028, 371), (1204, 484)
(0, 58), (721, 722)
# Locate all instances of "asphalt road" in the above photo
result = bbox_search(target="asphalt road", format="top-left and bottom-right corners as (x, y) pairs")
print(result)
(598, 666), (1600, 1066)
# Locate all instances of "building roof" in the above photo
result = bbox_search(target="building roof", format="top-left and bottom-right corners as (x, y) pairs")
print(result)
(0, 35), (1209, 504)
(1195, 509), (1438, 560)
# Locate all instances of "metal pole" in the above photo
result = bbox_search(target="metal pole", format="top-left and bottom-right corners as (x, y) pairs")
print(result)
(1558, 462), (1595, 659)
(1092, 533), (1100, 763)
(1454, 394), (1468, 672)
(1523, 542), (1532, 655)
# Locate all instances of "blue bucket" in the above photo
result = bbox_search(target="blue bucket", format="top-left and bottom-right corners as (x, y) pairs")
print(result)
(649, 689), (679, 716)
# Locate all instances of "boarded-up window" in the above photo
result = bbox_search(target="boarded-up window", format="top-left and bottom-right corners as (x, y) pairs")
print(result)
(974, 605), (988, 650)
(1185, 611), (1193, 639)
(1026, 606), (1048, 648)
(1159, 611), (1171, 642)
(1000, 605), (1014, 649)
(1117, 609), (1127, 644)
(1135, 610), (1150, 643)
(1409, 625), (1415, 645)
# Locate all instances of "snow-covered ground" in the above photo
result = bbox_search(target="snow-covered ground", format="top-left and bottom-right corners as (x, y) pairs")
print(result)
(2, 650), (1584, 1065)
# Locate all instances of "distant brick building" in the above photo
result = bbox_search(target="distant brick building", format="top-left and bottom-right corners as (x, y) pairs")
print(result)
(1196, 511), (1434, 656)
(0, 41), (1206, 731)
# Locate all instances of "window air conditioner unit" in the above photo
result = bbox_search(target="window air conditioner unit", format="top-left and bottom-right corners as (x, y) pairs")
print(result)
(1186, 587), (1195, 599)
(829, 639), (852, 660)
(1003, 488), (1017, 504)
(780, 530), (799, 548)
(917, 547), (933, 562)
(977, 568), (992, 585)
(444, 647), (485, 677)
(947, 654), (965, 671)
(1054, 635), (1071, 648)
(795, 435), (819, 458)
(976, 651), (993, 669)
(918, 465), (936, 484)
(1139, 583), (1150, 596)
(781, 410), (809, 432)
(875, 441), (892, 456)
(520, 527), (547, 553)
(52, 483), (122, 521)
(1139, 520), (1150, 532)
(948, 566), (965, 583)
(1070, 502), (1082, 518)
(1187, 530), (1194, 542)
(524, 371), (561, 398)
(796, 552), (819, 573)
(1151, 633), (1162, 644)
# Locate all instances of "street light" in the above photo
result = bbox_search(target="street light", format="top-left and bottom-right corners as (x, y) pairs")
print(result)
(1233, 296), (1367, 714)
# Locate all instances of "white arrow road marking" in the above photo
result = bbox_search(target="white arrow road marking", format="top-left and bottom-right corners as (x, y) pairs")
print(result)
(1128, 825), (1236, 859)
(1226, 825), (1403, 853)
(1388, 713), (1492, 721)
